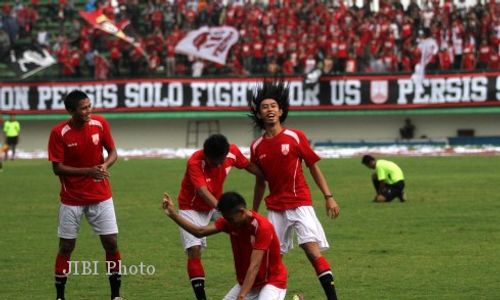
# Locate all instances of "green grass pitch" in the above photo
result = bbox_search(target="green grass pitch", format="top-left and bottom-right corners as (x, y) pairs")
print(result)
(1, 156), (500, 299)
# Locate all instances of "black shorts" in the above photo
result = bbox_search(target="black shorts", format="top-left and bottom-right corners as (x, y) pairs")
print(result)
(381, 181), (405, 201)
(6, 136), (18, 146)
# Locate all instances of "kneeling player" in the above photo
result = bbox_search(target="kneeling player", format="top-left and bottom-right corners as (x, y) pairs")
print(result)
(361, 155), (406, 202)
(163, 192), (287, 300)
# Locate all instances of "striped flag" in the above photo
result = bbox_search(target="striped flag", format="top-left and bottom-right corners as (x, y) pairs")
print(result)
(79, 9), (146, 58)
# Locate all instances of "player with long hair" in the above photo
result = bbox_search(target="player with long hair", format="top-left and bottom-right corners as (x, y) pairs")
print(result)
(249, 81), (340, 300)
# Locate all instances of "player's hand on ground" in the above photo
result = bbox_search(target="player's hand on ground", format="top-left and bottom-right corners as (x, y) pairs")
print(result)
(162, 192), (176, 216)
(88, 165), (109, 179)
(326, 198), (340, 219)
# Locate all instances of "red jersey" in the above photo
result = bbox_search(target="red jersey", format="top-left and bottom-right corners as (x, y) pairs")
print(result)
(478, 44), (491, 64)
(282, 59), (295, 75)
(110, 46), (121, 60)
(94, 54), (110, 79)
(462, 53), (475, 70)
(48, 115), (115, 205)
(337, 41), (348, 59)
(253, 41), (264, 58)
(70, 49), (81, 68)
(250, 128), (320, 211)
(345, 58), (357, 73)
(401, 22), (412, 40)
(401, 55), (412, 72)
(438, 50), (452, 70)
(178, 144), (249, 212)
(215, 211), (287, 289)
(488, 52), (498, 70)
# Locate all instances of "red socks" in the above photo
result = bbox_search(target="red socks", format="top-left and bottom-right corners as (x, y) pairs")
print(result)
(187, 257), (205, 280)
(313, 256), (332, 277)
(55, 254), (70, 276)
(106, 251), (122, 274)
(188, 258), (206, 300)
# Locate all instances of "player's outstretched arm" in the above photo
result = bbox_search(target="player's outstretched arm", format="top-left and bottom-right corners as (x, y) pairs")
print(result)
(237, 249), (265, 299)
(162, 193), (220, 237)
(308, 163), (340, 219)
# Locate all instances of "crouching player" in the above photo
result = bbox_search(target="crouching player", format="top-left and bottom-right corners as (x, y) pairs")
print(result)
(175, 134), (263, 300)
(163, 191), (287, 300)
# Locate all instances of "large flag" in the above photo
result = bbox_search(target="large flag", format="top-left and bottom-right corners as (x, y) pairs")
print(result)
(6, 46), (56, 79)
(79, 9), (146, 57)
(411, 36), (438, 86)
(175, 26), (239, 65)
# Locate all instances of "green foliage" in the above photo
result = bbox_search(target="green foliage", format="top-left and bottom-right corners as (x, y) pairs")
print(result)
(1, 156), (499, 299)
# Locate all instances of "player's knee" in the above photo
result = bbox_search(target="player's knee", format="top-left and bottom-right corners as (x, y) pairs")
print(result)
(100, 235), (118, 253)
(59, 239), (76, 255)
(187, 246), (202, 258)
(300, 242), (322, 262)
(375, 195), (387, 202)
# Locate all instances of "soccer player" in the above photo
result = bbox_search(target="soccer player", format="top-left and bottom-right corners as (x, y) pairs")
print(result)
(361, 155), (406, 203)
(48, 90), (123, 300)
(176, 133), (263, 300)
(249, 81), (340, 300)
(163, 191), (287, 300)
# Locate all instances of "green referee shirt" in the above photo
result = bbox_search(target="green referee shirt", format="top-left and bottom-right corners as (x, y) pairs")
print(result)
(375, 160), (404, 184)
(3, 120), (21, 137)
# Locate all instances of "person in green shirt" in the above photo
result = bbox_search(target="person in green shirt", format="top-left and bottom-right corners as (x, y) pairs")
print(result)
(361, 155), (406, 203)
(3, 114), (21, 160)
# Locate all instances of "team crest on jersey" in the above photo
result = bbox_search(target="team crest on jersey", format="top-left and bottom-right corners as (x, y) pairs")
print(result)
(91, 133), (99, 145)
(281, 144), (290, 155)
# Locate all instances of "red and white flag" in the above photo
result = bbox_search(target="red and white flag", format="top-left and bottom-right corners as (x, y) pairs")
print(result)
(175, 26), (239, 65)
(79, 9), (146, 57)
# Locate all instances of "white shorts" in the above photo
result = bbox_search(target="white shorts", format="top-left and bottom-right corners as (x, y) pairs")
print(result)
(223, 283), (286, 300)
(179, 209), (218, 250)
(58, 198), (118, 239)
(268, 206), (329, 254)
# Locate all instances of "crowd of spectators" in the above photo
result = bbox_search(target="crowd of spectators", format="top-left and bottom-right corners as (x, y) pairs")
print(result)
(0, 0), (499, 80)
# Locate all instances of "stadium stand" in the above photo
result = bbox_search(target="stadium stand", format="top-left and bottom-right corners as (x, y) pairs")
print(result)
(0, 0), (498, 80)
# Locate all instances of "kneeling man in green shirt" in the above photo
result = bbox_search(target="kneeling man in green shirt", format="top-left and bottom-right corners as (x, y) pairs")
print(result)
(361, 155), (406, 203)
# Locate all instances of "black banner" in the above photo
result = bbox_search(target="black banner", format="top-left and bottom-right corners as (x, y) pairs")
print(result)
(1, 73), (500, 113)
(5, 46), (56, 79)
